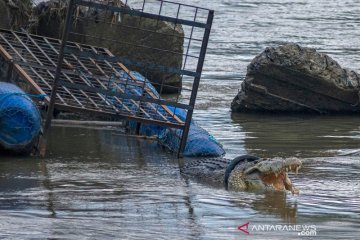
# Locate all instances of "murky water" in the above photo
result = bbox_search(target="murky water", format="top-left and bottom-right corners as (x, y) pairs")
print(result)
(1, 0), (360, 239)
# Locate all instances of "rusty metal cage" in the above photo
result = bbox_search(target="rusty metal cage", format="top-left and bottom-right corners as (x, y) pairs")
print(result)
(0, 0), (214, 156)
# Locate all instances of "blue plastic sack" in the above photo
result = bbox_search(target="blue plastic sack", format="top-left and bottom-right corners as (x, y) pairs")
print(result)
(107, 71), (225, 157)
(0, 82), (41, 153)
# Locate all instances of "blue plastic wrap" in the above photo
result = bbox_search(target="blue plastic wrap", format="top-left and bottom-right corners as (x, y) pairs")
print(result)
(0, 82), (41, 153)
(108, 71), (225, 157)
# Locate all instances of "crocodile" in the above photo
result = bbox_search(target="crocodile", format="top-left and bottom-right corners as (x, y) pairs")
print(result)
(114, 71), (302, 193)
(181, 155), (301, 194)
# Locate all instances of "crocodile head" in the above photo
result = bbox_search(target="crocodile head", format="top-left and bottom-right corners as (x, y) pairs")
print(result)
(227, 156), (301, 194)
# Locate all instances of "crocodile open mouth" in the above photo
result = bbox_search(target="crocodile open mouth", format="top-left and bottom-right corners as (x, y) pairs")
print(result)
(245, 158), (302, 194)
(260, 168), (300, 194)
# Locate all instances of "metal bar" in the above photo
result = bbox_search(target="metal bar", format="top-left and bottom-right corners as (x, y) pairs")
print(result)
(61, 73), (190, 113)
(101, 60), (152, 119)
(101, 60), (156, 120)
(183, 8), (198, 72)
(41, 37), (93, 109)
(64, 46), (200, 77)
(12, 60), (106, 79)
(31, 36), (87, 106)
(114, 59), (183, 124)
(178, 10), (214, 157)
(67, 31), (197, 58)
(0, 35), (55, 103)
(67, 48), (115, 111)
(77, 70), (121, 112)
(0, 33), (27, 62)
(23, 32), (76, 81)
(14, 64), (50, 102)
(23, 30), (106, 54)
(71, 14), (202, 42)
(54, 103), (184, 129)
(0, 43), (13, 60)
(74, 0), (209, 29)
(12, 32), (69, 105)
(44, 70), (85, 107)
(170, 4), (183, 121)
(22, 32), (58, 66)
(152, 0), (211, 11)
(29, 67), (67, 104)
(82, 48), (134, 114)
(12, 32), (43, 64)
(39, 0), (76, 157)
(43, 37), (75, 69)
(104, 47), (183, 124)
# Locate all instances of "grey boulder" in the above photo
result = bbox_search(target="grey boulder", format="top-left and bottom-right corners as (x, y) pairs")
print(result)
(231, 43), (360, 113)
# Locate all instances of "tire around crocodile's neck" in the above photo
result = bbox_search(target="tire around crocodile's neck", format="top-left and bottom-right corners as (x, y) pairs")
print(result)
(224, 155), (259, 190)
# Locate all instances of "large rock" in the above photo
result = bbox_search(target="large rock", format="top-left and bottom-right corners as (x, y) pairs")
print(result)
(0, 0), (32, 30)
(33, 0), (184, 94)
(231, 44), (360, 113)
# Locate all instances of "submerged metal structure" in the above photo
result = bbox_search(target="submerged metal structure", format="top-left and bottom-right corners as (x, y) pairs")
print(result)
(0, 0), (214, 156)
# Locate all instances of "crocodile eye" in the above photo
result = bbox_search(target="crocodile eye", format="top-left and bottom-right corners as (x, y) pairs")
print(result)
(245, 168), (260, 175)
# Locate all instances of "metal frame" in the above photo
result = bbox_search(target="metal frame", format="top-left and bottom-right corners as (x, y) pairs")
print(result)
(0, 0), (214, 157)
(0, 29), (186, 126)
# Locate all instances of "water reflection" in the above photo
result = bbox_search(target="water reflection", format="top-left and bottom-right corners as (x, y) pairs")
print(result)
(184, 180), (299, 224)
(231, 113), (360, 158)
(39, 160), (56, 218)
(251, 192), (298, 224)
(0, 158), (41, 210)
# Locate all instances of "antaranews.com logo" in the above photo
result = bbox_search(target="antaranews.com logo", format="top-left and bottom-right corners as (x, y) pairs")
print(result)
(238, 222), (317, 236)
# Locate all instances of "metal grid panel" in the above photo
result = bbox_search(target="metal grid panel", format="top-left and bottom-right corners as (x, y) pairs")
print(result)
(0, 29), (184, 128)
